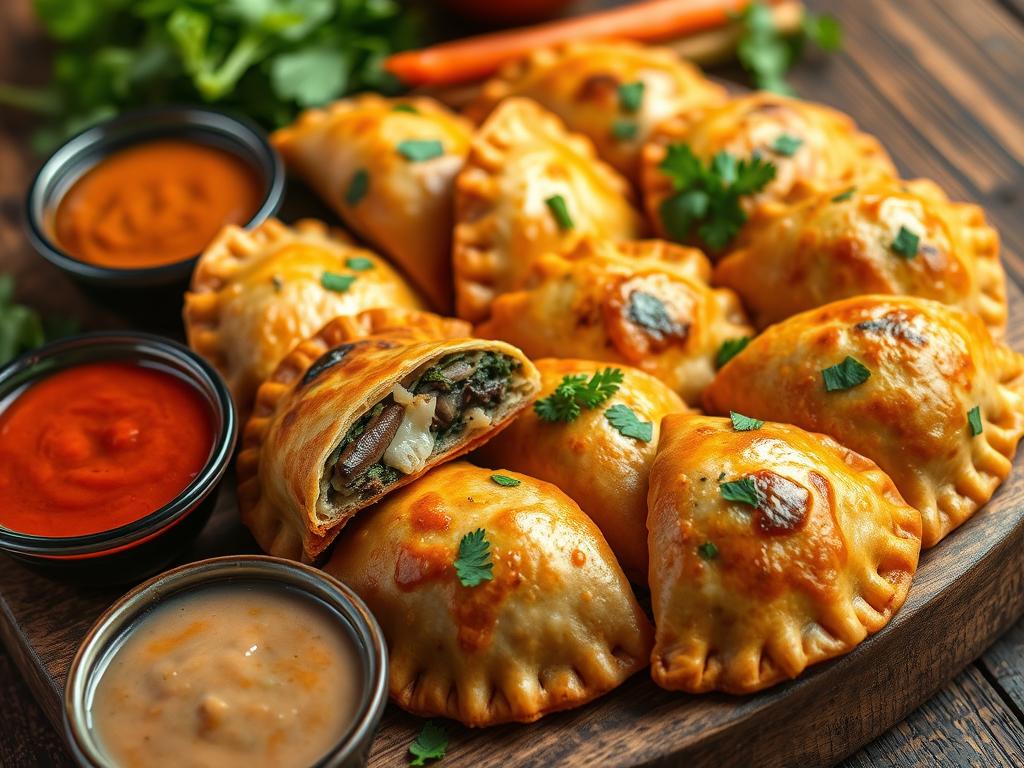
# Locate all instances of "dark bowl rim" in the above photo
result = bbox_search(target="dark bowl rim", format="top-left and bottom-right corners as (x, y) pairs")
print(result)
(24, 104), (285, 282)
(0, 331), (237, 556)
(63, 555), (390, 768)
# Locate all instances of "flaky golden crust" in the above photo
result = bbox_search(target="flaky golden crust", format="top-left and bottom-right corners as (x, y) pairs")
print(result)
(325, 462), (654, 726)
(641, 92), (896, 248)
(703, 295), (1024, 547)
(272, 95), (473, 310)
(183, 218), (425, 421)
(476, 240), (751, 406)
(453, 98), (643, 322)
(648, 414), (921, 694)
(465, 41), (727, 182)
(714, 178), (1007, 334)
(473, 359), (689, 581)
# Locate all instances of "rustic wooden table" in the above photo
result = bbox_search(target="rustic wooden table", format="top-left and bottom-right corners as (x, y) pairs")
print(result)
(1, 0), (1023, 765)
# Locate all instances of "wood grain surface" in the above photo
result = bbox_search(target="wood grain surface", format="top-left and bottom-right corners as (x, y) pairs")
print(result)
(1, 0), (1023, 766)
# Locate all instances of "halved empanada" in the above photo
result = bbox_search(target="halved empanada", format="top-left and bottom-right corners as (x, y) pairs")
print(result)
(648, 414), (921, 694)
(641, 92), (895, 248)
(475, 239), (752, 405)
(237, 322), (539, 562)
(454, 97), (644, 322)
(474, 358), (688, 581)
(325, 461), (654, 725)
(184, 218), (424, 419)
(464, 41), (726, 183)
(714, 178), (1006, 334)
(704, 295), (1024, 547)
(272, 95), (473, 310)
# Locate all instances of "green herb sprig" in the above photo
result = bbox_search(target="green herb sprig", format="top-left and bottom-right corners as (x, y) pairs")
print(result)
(409, 720), (448, 766)
(0, 276), (77, 365)
(454, 528), (493, 587)
(605, 404), (653, 442)
(534, 368), (624, 423)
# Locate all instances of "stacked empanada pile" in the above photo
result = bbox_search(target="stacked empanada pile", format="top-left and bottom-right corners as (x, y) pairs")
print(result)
(183, 39), (1024, 727)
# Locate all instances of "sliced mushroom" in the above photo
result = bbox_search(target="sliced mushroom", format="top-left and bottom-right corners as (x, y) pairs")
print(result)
(335, 403), (405, 483)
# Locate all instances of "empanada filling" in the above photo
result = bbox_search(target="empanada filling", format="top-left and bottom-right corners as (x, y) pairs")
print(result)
(326, 352), (525, 503)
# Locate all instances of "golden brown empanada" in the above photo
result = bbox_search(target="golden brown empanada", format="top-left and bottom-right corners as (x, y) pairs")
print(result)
(464, 41), (726, 183)
(704, 295), (1024, 547)
(474, 358), (688, 581)
(454, 97), (644, 322)
(184, 218), (425, 419)
(714, 178), (1006, 334)
(476, 239), (752, 405)
(648, 414), (921, 694)
(272, 95), (473, 310)
(325, 461), (654, 725)
(641, 92), (895, 248)
(237, 322), (539, 562)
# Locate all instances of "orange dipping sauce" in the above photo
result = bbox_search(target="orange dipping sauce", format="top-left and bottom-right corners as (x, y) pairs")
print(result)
(52, 139), (263, 269)
(0, 362), (213, 537)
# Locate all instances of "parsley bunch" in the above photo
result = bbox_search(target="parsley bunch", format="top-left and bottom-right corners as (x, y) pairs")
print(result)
(534, 368), (624, 423)
(0, 275), (77, 365)
(657, 145), (776, 250)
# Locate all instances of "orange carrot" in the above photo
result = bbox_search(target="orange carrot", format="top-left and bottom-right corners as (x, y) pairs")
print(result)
(385, 0), (772, 87)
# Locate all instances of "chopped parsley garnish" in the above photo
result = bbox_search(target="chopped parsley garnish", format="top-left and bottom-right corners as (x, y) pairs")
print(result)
(545, 194), (574, 231)
(345, 169), (369, 206)
(612, 118), (638, 140)
(321, 272), (356, 293)
(821, 356), (871, 392)
(409, 720), (448, 766)
(490, 474), (521, 487)
(890, 226), (920, 259)
(770, 134), (803, 156)
(698, 541), (719, 560)
(967, 405), (983, 437)
(618, 81), (645, 113)
(657, 144), (776, 250)
(393, 103), (419, 113)
(720, 477), (761, 508)
(730, 411), (764, 431)
(605, 404), (653, 442)
(397, 139), (444, 162)
(534, 368), (624, 422)
(716, 336), (750, 368)
(454, 528), (493, 587)
(831, 187), (856, 202)
(345, 257), (374, 271)
(628, 292), (685, 341)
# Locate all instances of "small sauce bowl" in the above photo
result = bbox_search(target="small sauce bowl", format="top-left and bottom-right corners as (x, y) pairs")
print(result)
(0, 332), (236, 582)
(64, 556), (389, 768)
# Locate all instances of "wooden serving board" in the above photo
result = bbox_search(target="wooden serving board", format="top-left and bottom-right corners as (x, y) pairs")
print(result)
(1, 283), (1023, 768)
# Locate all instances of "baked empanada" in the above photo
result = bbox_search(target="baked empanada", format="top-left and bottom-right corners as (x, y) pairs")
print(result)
(237, 322), (539, 561)
(641, 92), (895, 247)
(184, 218), (425, 419)
(464, 41), (726, 183)
(272, 95), (473, 310)
(714, 178), (1006, 334)
(475, 239), (752, 405)
(454, 97), (644, 322)
(325, 461), (654, 725)
(704, 295), (1024, 547)
(474, 358), (688, 581)
(648, 414), (921, 694)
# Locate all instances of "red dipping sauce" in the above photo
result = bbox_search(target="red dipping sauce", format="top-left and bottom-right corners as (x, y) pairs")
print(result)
(0, 362), (213, 537)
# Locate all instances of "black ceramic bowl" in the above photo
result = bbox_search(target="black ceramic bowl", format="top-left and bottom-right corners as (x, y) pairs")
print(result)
(25, 106), (284, 325)
(64, 556), (389, 768)
(0, 332), (236, 583)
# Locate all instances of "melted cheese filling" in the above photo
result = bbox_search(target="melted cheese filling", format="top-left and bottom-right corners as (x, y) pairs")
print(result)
(382, 384), (437, 474)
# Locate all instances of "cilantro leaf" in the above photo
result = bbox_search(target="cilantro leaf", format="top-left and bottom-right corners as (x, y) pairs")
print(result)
(890, 226), (920, 259)
(821, 356), (871, 392)
(0, 275), (76, 365)
(770, 134), (803, 157)
(454, 528), (493, 587)
(393, 103), (419, 113)
(534, 368), (623, 422)
(321, 272), (356, 293)
(398, 139), (444, 162)
(612, 118), (638, 141)
(967, 405), (983, 437)
(618, 81), (645, 113)
(730, 411), (764, 431)
(409, 720), (448, 766)
(698, 541), (719, 560)
(605, 404), (653, 442)
(490, 473), (520, 487)
(716, 336), (750, 368)
(575, 368), (624, 408)
(831, 187), (856, 202)
(270, 46), (349, 108)
(720, 477), (761, 507)
(545, 194), (574, 231)
(346, 169), (369, 206)
(345, 257), (374, 272)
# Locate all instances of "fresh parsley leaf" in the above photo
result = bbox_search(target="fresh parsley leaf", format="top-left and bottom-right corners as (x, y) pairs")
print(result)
(821, 356), (871, 392)
(534, 368), (624, 422)
(720, 477), (761, 508)
(321, 272), (356, 293)
(575, 368), (624, 408)
(545, 194), (574, 231)
(605, 404), (653, 442)
(270, 46), (349, 108)
(454, 528), (493, 587)
(346, 169), (369, 206)
(345, 257), (374, 272)
(770, 134), (803, 156)
(967, 405), (983, 437)
(730, 411), (764, 431)
(698, 541), (719, 560)
(490, 474), (521, 487)
(803, 12), (843, 51)
(890, 226), (920, 259)
(393, 103), (419, 113)
(612, 118), (638, 140)
(716, 336), (750, 368)
(0, 275), (76, 365)
(409, 720), (448, 766)
(831, 187), (856, 202)
(398, 139), (444, 162)
(618, 81), (645, 113)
